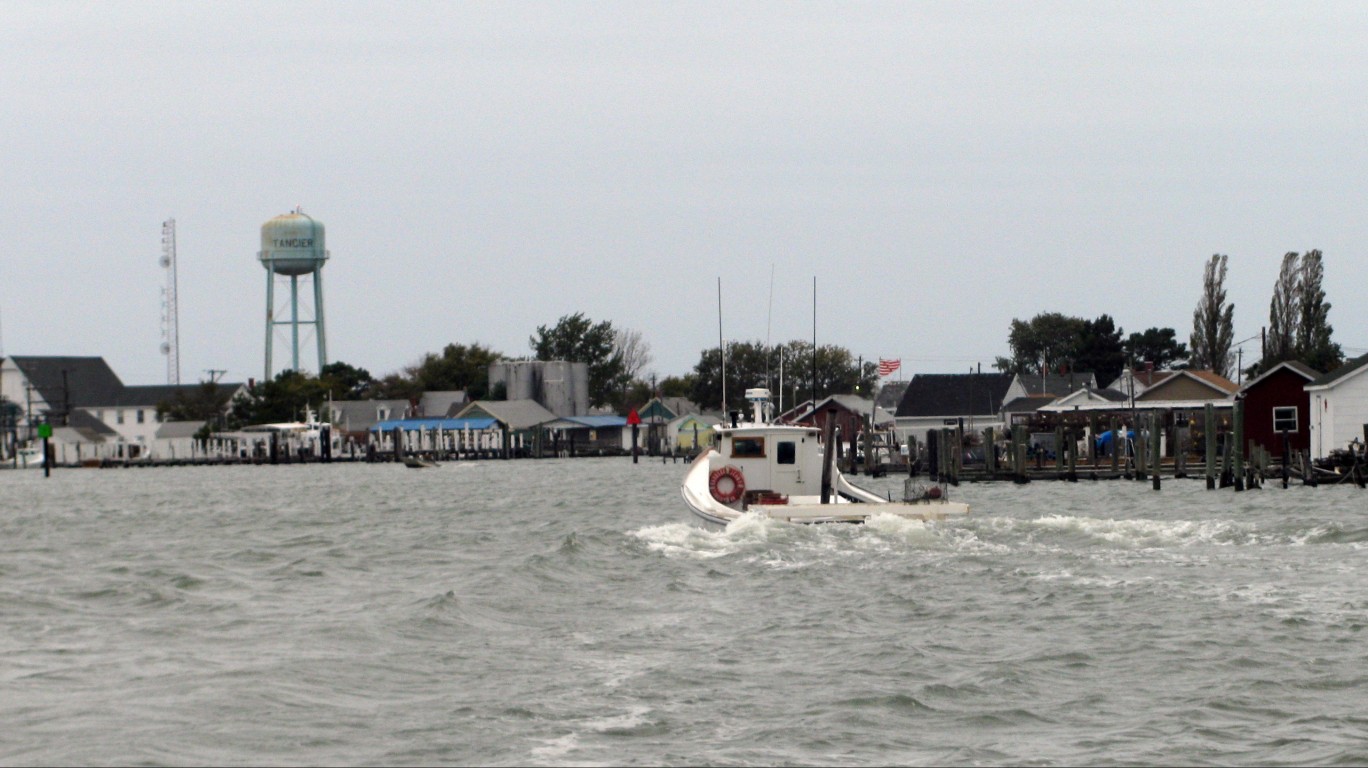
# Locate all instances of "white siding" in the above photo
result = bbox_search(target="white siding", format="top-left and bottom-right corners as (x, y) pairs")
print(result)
(1308, 367), (1368, 459)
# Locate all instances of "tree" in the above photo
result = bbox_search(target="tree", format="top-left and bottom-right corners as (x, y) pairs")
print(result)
(1294, 250), (1343, 372)
(1263, 251), (1301, 366)
(688, 339), (875, 414)
(410, 343), (504, 400)
(230, 369), (334, 426)
(995, 312), (1125, 383)
(615, 328), (652, 383)
(362, 344), (503, 401)
(157, 381), (238, 430)
(658, 374), (695, 399)
(530, 313), (625, 408)
(995, 313), (1088, 376)
(1124, 327), (1188, 370)
(318, 361), (374, 400)
(1189, 254), (1235, 378)
(1074, 315), (1127, 387)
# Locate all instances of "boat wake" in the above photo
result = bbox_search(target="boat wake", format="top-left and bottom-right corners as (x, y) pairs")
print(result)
(629, 512), (953, 562)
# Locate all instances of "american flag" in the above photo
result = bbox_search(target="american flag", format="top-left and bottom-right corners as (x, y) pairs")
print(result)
(877, 358), (901, 377)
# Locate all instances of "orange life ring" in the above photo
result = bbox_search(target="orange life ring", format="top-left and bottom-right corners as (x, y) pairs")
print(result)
(708, 465), (746, 504)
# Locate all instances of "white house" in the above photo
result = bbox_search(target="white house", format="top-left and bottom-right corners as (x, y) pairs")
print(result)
(1303, 353), (1368, 460)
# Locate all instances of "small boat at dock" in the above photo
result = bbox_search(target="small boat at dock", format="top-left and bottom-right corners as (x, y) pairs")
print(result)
(681, 388), (969, 526)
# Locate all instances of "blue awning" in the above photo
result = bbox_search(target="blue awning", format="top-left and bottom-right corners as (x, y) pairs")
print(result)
(370, 417), (498, 432)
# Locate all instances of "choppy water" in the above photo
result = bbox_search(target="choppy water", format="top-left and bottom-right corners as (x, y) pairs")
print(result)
(1, 460), (1366, 766)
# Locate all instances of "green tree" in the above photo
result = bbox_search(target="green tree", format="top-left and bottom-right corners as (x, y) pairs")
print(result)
(1266, 252), (1301, 365)
(1294, 250), (1343, 372)
(658, 374), (696, 399)
(689, 339), (875, 414)
(1124, 327), (1189, 371)
(410, 343), (504, 400)
(1073, 315), (1127, 387)
(1189, 254), (1235, 378)
(365, 344), (504, 401)
(318, 361), (374, 399)
(230, 370), (334, 426)
(995, 313), (1089, 376)
(157, 381), (238, 431)
(530, 313), (625, 408)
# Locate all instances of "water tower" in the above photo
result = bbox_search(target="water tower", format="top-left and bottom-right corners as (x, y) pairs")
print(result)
(259, 207), (329, 379)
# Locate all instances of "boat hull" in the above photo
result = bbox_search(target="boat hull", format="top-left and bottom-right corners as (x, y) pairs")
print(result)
(681, 449), (968, 526)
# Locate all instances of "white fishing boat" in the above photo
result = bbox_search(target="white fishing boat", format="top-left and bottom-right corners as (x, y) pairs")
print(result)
(16, 443), (45, 469)
(681, 388), (969, 525)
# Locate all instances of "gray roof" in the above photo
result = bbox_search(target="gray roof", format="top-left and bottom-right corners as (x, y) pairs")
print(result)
(10, 356), (125, 408)
(118, 382), (246, 408)
(895, 373), (1013, 418)
(1001, 395), (1059, 414)
(155, 420), (207, 439)
(458, 399), (558, 430)
(68, 408), (118, 437)
(419, 391), (469, 417)
(1307, 353), (1368, 388)
(327, 399), (413, 431)
(1018, 372), (1098, 396)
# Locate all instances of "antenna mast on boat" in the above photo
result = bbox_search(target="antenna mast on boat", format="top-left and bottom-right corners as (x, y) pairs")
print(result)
(718, 277), (726, 417)
(812, 276), (818, 406)
(765, 263), (774, 389)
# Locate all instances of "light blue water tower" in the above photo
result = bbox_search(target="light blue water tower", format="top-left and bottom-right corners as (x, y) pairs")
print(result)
(259, 207), (328, 380)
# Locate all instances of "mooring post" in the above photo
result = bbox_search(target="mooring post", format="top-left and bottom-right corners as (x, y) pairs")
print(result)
(1067, 428), (1078, 481)
(1134, 421), (1147, 481)
(1151, 413), (1162, 490)
(1233, 399), (1245, 491)
(1110, 417), (1120, 475)
(1204, 404), (1216, 489)
(990, 424), (1001, 479)
(1088, 414), (1099, 467)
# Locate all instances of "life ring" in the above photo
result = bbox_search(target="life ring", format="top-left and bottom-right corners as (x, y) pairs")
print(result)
(708, 465), (746, 504)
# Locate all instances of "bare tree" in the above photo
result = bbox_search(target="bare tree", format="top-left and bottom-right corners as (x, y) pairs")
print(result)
(614, 328), (653, 383)
(1189, 253), (1235, 378)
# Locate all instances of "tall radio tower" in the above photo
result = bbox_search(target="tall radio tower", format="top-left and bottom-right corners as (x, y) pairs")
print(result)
(160, 218), (181, 385)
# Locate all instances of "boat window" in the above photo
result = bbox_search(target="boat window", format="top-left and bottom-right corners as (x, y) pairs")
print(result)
(777, 441), (796, 464)
(731, 437), (765, 458)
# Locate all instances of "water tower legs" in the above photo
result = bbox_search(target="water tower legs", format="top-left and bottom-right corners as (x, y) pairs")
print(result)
(264, 270), (275, 381)
(313, 268), (327, 371)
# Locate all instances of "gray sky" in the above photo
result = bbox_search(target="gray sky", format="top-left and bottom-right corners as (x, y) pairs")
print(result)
(4, 2), (1366, 388)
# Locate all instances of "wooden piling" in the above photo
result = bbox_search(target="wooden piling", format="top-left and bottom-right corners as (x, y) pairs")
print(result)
(1151, 414), (1162, 490)
(1110, 417), (1120, 475)
(1204, 404), (1217, 489)
(1233, 399), (1245, 491)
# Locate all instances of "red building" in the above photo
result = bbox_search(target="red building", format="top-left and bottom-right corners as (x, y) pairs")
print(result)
(1237, 361), (1319, 459)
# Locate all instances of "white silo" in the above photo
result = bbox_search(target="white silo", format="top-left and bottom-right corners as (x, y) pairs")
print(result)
(259, 208), (329, 379)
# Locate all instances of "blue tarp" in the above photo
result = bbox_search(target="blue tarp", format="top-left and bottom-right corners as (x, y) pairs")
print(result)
(370, 417), (498, 432)
(1094, 429), (1135, 448)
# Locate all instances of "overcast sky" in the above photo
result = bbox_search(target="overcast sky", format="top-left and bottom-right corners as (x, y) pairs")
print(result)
(4, 2), (1366, 389)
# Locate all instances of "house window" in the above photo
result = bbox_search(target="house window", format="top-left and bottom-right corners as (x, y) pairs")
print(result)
(1273, 406), (1298, 433)
(777, 441), (796, 465)
(117, 410), (125, 425)
(731, 437), (765, 458)
(136, 410), (145, 424)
